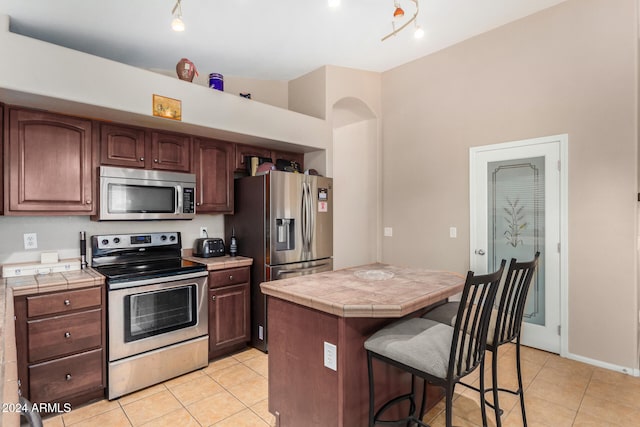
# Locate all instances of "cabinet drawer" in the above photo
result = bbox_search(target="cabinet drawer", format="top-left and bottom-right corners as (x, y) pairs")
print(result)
(28, 309), (102, 363)
(209, 267), (250, 288)
(29, 349), (103, 403)
(27, 287), (101, 317)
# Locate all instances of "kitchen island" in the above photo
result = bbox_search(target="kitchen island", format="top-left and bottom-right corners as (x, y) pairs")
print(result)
(260, 263), (465, 427)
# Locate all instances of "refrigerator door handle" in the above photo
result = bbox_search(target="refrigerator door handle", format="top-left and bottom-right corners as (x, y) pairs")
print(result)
(302, 181), (312, 253)
(307, 183), (313, 252)
(301, 182), (307, 252)
(275, 262), (332, 276)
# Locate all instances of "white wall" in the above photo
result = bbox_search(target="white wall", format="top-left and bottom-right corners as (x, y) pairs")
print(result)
(381, 0), (639, 370)
(0, 215), (224, 265)
(333, 118), (378, 269)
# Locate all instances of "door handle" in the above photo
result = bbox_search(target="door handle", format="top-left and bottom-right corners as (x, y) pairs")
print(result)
(276, 262), (332, 276)
(475, 249), (486, 255)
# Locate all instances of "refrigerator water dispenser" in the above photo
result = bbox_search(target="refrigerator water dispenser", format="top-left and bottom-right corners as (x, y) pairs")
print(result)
(276, 218), (295, 251)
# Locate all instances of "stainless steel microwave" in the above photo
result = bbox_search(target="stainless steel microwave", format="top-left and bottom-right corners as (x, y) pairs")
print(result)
(97, 166), (196, 220)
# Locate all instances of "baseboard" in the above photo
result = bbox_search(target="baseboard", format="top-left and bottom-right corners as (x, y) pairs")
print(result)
(564, 351), (639, 377)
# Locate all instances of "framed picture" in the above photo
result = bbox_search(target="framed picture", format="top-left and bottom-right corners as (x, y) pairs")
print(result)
(152, 94), (182, 121)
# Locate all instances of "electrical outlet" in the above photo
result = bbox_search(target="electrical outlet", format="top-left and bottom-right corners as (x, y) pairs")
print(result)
(24, 233), (38, 250)
(384, 227), (393, 237)
(324, 341), (337, 371)
(449, 227), (457, 238)
(200, 227), (208, 238)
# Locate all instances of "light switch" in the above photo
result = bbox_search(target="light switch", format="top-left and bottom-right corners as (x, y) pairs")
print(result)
(384, 227), (393, 237)
(449, 227), (457, 238)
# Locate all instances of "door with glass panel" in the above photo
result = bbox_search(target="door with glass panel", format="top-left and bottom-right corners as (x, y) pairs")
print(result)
(470, 135), (566, 354)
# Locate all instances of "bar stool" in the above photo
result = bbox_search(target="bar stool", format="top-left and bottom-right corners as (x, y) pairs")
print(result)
(423, 253), (540, 427)
(364, 260), (506, 427)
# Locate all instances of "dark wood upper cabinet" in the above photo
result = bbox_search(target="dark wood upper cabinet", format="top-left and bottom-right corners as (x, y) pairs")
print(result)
(100, 123), (146, 168)
(5, 108), (96, 214)
(234, 143), (273, 172)
(193, 138), (234, 213)
(150, 131), (191, 172)
(235, 143), (305, 174)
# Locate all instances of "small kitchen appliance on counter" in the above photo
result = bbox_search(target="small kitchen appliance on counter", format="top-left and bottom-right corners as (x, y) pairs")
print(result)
(193, 237), (225, 258)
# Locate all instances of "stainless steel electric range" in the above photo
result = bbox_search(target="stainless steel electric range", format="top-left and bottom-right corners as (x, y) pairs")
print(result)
(92, 232), (208, 400)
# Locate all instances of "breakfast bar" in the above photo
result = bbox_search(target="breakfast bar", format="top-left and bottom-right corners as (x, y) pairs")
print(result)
(260, 263), (465, 427)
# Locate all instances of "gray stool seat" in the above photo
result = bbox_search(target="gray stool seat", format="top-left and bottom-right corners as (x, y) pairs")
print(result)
(364, 317), (454, 378)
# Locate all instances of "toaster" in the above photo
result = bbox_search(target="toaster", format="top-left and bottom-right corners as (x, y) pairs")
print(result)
(193, 238), (225, 258)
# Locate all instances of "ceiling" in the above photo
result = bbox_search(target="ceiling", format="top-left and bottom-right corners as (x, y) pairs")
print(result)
(1, 0), (567, 81)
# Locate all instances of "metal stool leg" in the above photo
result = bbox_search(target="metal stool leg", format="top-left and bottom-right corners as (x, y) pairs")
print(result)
(491, 349), (502, 427)
(515, 338), (527, 427)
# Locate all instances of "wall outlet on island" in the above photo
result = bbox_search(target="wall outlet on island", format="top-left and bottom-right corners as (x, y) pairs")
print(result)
(324, 341), (337, 371)
(199, 227), (208, 238)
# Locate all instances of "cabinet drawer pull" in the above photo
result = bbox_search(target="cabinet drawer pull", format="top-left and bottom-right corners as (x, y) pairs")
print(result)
(65, 374), (72, 381)
(211, 295), (216, 301)
(229, 275), (233, 281)
(154, 159), (159, 163)
(64, 332), (71, 338)
(86, 200), (91, 204)
(64, 299), (71, 306)
(140, 157), (144, 161)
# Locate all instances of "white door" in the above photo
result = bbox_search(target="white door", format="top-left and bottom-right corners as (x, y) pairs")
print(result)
(470, 135), (567, 354)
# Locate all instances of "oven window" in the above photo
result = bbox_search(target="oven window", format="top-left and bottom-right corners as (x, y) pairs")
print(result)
(108, 184), (175, 213)
(124, 285), (197, 342)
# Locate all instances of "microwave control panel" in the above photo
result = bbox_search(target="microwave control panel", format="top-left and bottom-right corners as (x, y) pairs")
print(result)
(183, 188), (195, 213)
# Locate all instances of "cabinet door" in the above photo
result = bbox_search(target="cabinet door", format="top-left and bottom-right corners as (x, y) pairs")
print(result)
(100, 124), (146, 168)
(235, 144), (272, 172)
(150, 131), (191, 172)
(209, 283), (250, 357)
(193, 138), (233, 213)
(6, 108), (95, 214)
(29, 349), (104, 403)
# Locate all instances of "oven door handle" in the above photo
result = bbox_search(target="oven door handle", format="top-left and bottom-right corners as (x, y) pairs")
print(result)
(107, 270), (208, 290)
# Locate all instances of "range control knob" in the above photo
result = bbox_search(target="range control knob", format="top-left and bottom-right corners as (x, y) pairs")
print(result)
(160, 235), (167, 241)
(169, 235), (176, 241)
(113, 237), (121, 244)
(101, 239), (109, 246)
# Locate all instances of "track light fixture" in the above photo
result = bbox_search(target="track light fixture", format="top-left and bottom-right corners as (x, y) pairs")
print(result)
(171, 0), (185, 32)
(382, 0), (423, 41)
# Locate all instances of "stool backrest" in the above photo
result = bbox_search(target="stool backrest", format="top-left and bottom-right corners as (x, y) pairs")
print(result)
(449, 260), (505, 381)
(493, 252), (540, 347)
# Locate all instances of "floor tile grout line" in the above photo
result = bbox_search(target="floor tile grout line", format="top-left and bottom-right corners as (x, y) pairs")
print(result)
(570, 367), (595, 427)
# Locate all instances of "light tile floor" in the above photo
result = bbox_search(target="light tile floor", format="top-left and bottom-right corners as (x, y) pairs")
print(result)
(41, 344), (640, 426)
(42, 348), (274, 427)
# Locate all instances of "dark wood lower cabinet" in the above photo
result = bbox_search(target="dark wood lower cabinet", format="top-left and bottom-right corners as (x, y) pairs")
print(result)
(29, 349), (104, 403)
(208, 267), (251, 359)
(14, 285), (106, 412)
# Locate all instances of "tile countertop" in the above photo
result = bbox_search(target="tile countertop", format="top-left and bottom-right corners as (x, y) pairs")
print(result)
(260, 262), (466, 318)
(0, 268), (105, 427)
(181, 253), (253, 270)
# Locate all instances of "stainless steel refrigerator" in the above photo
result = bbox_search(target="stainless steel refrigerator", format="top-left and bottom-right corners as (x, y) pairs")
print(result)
(225, 171), (333, 352)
